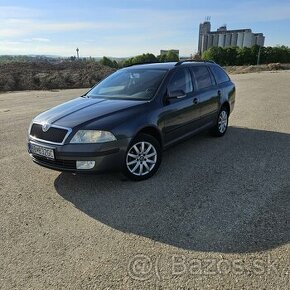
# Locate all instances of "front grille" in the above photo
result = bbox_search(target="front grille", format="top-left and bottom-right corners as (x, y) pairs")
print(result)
(32, 155), (76, 170)
(30, 123), (68, 144)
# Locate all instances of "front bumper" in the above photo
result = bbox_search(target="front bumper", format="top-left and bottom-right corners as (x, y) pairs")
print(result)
(28, 138), (131, 173)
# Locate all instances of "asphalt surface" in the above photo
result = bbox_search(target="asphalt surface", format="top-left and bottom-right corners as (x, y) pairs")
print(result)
(0, 71), (289, 289)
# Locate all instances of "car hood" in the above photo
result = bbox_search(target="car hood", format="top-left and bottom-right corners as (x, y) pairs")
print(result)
(33, 97), (148, 128)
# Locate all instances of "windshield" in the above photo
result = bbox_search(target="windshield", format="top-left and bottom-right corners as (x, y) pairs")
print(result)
(87, 68), (167, 100)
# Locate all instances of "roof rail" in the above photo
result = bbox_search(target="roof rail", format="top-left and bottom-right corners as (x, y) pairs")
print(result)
(124, 61), (159, 67)
(175, 59), (215, 66)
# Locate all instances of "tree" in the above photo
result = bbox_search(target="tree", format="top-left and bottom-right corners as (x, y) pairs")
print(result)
(224, 47), (238, 65)
(123, 53), (158, 67)
(202, 45), (290, 66)
(165, 51), (179, 62)
(158, 51), (179, 62)
(100, 56), (118, 68)
(202, 47), (226, 65)
(236, 47), (253, 65)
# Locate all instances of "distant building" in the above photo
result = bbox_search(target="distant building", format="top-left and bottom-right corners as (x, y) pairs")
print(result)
(160, 49), (180, 57)
(198, 21), (265, 55)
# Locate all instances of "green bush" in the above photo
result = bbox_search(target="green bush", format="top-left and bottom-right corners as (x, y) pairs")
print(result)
(123, 53), (158, 67)
(100, 56), (119, 68)
(158, 51), (179, 62)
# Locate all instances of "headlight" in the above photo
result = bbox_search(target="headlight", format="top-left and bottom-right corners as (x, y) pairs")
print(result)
(70, 130), (116, 143)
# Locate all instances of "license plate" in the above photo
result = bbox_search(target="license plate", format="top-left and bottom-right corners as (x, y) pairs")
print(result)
(29, 143), (55, 160)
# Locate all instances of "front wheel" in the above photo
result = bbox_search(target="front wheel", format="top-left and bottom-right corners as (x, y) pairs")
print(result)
(211, 107), (229, 137)
(123, 134), (162, 181)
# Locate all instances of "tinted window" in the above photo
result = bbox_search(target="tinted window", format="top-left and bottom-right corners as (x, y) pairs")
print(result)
(168, 69), (193, 94)
(210, 65), (230, 84)
(191, 66), (212, 90)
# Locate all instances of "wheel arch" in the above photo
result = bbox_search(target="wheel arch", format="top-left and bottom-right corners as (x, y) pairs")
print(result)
(133, 126), (163, 148)
(221, 101), (230, 115)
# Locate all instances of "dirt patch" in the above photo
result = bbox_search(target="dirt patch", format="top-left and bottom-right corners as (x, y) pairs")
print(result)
(225, 63), (290, 74)
(0, 61), (115, 91)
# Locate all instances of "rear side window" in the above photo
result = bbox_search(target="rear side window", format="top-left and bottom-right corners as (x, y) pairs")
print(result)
(210, 65), (230, 84)
(190, 66), (212, 90)
(168, 68), (193, 94)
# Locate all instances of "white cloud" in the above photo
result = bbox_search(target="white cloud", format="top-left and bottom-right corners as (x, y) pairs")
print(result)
(0, 17), (129, 38)
(31, 38), (51, 42)
(0, 6), (41, 18)
(0, 38), (195, 57)
(114, 3), (290, 31)
(226, 2), (290, 23)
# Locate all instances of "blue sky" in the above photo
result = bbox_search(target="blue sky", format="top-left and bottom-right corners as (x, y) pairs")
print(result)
(0, 0), (290, 57)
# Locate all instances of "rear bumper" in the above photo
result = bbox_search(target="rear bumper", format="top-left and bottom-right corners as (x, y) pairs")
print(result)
(28, 138), (131, 173)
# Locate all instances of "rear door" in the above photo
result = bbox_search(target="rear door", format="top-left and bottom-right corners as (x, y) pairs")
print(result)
(189, 65), (219, 124)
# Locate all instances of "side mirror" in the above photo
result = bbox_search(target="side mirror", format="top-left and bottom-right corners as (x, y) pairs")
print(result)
(167, 89), (186, 99)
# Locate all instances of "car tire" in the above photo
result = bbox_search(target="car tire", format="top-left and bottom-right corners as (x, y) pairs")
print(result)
(123, 133), (162, 181)
(211, 106), (229, 137)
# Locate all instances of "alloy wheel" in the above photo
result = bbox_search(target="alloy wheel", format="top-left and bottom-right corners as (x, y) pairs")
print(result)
(218, 110), (228, 134)
(126, 141), (157, 176)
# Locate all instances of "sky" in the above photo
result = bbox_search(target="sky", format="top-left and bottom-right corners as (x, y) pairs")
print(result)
(0, 0), (290, 57)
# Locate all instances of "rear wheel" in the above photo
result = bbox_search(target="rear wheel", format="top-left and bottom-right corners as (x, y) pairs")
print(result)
(123, 134), (162, 181)
(211, 106), (229, 137)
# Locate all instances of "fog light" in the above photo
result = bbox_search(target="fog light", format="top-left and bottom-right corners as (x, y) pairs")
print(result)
(76, 161), (95, 170)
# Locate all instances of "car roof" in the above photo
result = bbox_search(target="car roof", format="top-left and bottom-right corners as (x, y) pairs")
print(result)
(125, 61), (215, 70)
(126, 62), (176, 70)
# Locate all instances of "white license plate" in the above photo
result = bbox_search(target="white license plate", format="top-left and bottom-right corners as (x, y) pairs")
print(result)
(29, 143), (55, 160)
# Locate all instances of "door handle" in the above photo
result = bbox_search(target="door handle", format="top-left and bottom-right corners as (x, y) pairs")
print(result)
(193, 97), (199, 104)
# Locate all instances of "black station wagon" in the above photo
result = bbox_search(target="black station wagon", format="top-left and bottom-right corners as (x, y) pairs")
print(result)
(28, 60), (235, 180)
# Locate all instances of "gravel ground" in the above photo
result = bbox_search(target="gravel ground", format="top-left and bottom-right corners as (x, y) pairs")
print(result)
(0, 71), (289, 289)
